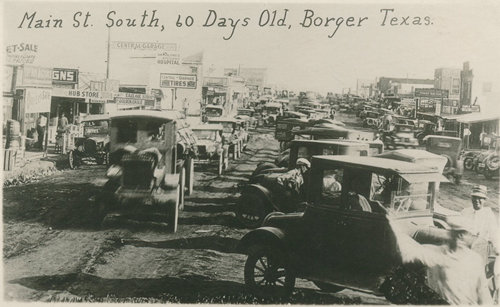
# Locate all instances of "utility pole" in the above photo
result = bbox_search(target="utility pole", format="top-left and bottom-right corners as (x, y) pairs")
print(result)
(106, 27), (111, 79)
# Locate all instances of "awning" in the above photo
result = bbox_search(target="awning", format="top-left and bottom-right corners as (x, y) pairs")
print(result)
(399, 172), (449, 183)
(443, 112), (500, 124)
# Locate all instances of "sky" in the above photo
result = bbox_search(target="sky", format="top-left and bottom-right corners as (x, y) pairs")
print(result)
(3, 0), (500, 97)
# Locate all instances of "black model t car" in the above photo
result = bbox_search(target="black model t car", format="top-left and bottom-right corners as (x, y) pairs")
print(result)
(68, 114), (110, 169)
(238, 156), (452, 301)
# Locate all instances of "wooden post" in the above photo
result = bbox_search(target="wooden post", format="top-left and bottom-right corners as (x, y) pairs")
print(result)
(44, 111), (50, 157)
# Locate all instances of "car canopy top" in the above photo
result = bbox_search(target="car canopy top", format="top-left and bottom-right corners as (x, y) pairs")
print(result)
(81, 114), (110, 122)
(191, 124), (224, 131)
(110, 110), (179, 121)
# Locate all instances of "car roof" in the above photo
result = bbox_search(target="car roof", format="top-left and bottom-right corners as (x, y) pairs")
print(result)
(110, 110), (179, 121)
(81, 114), (110, 122)
(206, 105), (224, 110)
(191, 124), (224, 131)
(291, 139), (369, 147)
(265, 102), (282, 108)
(424, 135), (461, 141)
(207, 118), (237, 123)
(312, 155), (436, 174)
(376, 149), (447, 161)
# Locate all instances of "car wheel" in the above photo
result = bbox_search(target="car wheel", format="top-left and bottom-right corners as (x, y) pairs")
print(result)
(244, 245), (295, 297)
(464, 157), (474, 170)
(236, 193), (269, 228)
(484, 168), (496, 180)
(313, 281), (345, 293)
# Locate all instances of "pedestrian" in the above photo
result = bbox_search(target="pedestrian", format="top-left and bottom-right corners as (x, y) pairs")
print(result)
(36, 113), (47, 150)
(463, 125), (471, 149)
(480, 130), (487, 148)
(389, 219), (493, 305)
(277, 158), (311, 196)
(461, 185), (498, 261)
(58, 113), (69, 133)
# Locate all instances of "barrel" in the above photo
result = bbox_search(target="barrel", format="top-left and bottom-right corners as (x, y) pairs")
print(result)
(5, 119), (21, 149)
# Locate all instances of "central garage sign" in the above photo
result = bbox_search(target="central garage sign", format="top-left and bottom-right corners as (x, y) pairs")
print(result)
(160, 73), (197, 89)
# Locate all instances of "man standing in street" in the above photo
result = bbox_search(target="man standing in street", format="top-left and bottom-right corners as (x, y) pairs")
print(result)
(36, 113), (47, 150)
(58, 113), (69, 132)
(461, 185), (498, 260)
(463, 125), (472, 149)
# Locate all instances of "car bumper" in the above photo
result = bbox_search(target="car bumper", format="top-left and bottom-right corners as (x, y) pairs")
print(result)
(115, 186), (177, 205)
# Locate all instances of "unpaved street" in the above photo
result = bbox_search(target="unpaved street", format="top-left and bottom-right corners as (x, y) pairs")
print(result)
(3, 127), (498, 304)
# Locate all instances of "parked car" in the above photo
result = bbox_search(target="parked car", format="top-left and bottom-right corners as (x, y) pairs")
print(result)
(191, 124), (228, 175)
(481, 136), (500, 179)
(68, 114), (110, 169)
(237, 140), (370, 228)
(415, 120), (436, 145)
(382, 124), (419, 149)
(262, 102), (283, 125)
(362, 111), (381, 128)
(207, 118), (246, 159)
(176, 126), (198, 197)
(95, 110), (183, 232)
(424, 135), (463, 184)
(236, 108), (257, 129)
(238, 156), (450, 300)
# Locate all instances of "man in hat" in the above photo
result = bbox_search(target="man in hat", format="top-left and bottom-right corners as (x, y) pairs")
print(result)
(461, 185), (498, 254)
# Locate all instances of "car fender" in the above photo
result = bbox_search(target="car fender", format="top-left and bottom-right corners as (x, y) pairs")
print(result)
(237, 226), (287, 254)
(241, 184), (276, 211)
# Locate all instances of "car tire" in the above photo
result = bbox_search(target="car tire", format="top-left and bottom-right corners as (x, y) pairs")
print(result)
(313, 281), (345, 293)
(68, 150), (77, 169)
(244, 245), (295, 298)
(463, 157), (474, 170)
(236, 193), (269, 228)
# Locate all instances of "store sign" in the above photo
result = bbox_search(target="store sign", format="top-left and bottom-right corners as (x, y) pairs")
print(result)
(111, 41), (177, 51)
(17, 65), (52, 87)
(24, 88), (51, 113)
(52, 68), (79, 84)
(203, 77), (228, 87)
(115, 97), (147, 105)
(52, 88), (113, 100)
(160, 74), (197, 89)
(461, 105), (481, 113)
(415, 88), (449, 98)
(156, 51), (181, 65)
(5, 43), (38, 64)
(114, 92), (155, 100)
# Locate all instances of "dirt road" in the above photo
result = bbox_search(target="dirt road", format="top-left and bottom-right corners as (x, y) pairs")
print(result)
(3, 126), (497, 304)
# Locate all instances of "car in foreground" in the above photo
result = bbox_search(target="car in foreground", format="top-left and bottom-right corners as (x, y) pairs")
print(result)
(238, 156), (452, 301)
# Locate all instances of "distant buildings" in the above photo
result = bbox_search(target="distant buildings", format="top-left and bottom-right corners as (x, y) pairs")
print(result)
(377, 77), (434, 97)
(434, 67), (461, 99)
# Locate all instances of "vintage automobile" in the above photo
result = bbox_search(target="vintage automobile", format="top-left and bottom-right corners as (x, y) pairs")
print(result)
(191, 124), (228, 175)
(362, 111), (381, 128)
(415, 120), (437, 145)
(424, 135), (463, 184)
(238, 155), (451, 300)
(275, 117), (311, 150)
(237, 140), (370, 228)
(68, 114), (110, 169)
(236, 108), (257, 129)
(262, 102), (283, 125)
(96, 110), (183, 232)
(382, 124), (419, 149)
(203, 105), (224, 120)
(480, 136), (500, 179)
(207, 118), (247, 159)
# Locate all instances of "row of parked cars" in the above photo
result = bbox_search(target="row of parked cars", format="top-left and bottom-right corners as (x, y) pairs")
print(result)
(70, 108), (254, 232)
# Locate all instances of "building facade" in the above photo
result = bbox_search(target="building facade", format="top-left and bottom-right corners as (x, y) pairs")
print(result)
(377, 77), (434, 97)
(434, 68), (461, 99)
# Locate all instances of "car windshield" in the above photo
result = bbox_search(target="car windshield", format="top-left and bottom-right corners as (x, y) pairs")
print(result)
(206, 108), (223, 117)
(194, 130), (220, 141)
(370, 173), (432, 213)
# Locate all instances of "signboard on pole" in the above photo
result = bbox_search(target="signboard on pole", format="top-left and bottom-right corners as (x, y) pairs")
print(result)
(160, 73), (197, 89)
(24, 88), (52, 113)
(114, 92), (155, 100)
(5, 43), (38, 64)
